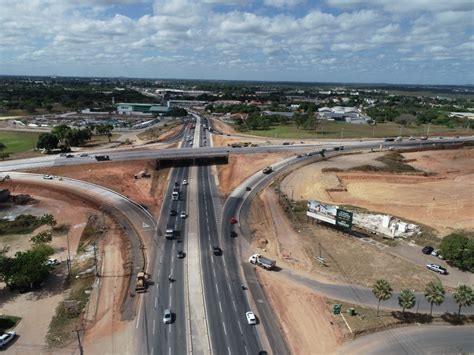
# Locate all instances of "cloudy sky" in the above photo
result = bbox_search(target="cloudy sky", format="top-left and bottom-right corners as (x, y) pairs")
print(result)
(1, 0), (473, 84)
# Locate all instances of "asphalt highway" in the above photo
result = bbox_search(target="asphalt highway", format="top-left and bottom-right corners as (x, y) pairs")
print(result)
(197, 118), (262, 355)
(138, 125), (193, 355)
(1, 135), (472, 172)
(337, 325), (474, 354)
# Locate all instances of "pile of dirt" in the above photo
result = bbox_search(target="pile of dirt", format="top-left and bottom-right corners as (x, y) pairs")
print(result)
(258, 270), (343, 354)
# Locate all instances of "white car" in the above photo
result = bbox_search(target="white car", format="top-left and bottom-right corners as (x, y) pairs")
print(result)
(246, 311), (257, 325)
(163, 309), (172, 324)
(43, 175), (53, 180)
(182, 180), (188, 185)
(180, 211), (187, 219)
(0, 331), (15, 348)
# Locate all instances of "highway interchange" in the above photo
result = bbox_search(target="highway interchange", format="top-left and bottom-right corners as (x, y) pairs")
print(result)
(1, 114), (473, 354)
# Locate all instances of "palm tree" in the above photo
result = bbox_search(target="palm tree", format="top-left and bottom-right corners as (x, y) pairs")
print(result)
(398, 289), (416, 317)
(453, 284), (473, 317)
(40, 213), (57, 227)
(372, 279), (393, 316)
(424, 280), (445, 316)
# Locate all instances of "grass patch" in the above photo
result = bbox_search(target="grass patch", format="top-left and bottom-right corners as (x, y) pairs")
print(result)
(245, 121), (468, 139)
(0, 130), (40, 154)
(0, 214), (45, 235)
(0, 315), (21, 332)
(137, 121), (181, 141)
(328, 299), (474, 338)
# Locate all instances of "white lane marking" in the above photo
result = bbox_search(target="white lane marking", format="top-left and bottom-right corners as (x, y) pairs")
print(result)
(244, 345), (249, 355)
(213, 268), (216, 278)
(152, 319), (156, 334)
(211, 256), (214, 264)
(223, 322), (227, 335)
(238, 322), (243, 333)
(169, 293), (172, 305)
(219, 301), (223, 313)
(232, 300), (237, 311)
(168, 346), (172, 355)
(154, 297), (157, 309)
(135, 295), (143, 329)
(216, 284), (219, 294)
(228, 346), (232, 355)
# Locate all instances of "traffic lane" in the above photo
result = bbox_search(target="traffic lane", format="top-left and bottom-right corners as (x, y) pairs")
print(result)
(223, 196), (288, 355)
(338, 325), (474, 355)
(201, 165), (261, 354)
(198, 166), (229, 354)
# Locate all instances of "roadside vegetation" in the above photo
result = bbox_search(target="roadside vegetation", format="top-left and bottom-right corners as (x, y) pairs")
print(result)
(137, 121), (181, 141)
(0, 131), (40, 157)
(440, 231), (474, 272)
(0, 213), (55, 235)
(0, 315), (21, 333)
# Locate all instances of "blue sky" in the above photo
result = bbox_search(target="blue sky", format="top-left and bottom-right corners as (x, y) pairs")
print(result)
(1, 0), (473, 85)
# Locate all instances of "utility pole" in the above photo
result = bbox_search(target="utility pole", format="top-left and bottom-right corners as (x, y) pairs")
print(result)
(427, 122), (431, 137)
(341, 127), (344, 139)
(467, 121), (471, 133)
(75, 329), (84, 355)
(319, 242), (322, 258)
(66, 233), (71, 277)
(372, 125), (375, 137)
(399, 126), (402, 137)
(93, 241), (99, 277)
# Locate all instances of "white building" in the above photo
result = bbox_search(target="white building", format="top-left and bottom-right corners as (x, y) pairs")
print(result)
(317, 106), (371, 124)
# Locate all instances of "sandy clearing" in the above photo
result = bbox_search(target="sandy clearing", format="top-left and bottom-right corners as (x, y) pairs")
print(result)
(0, 189), (96, 353)
(208, 117), (237, 135)
(216, 152), (294, 196)
(281, 148), (474, 235)
(28, 160), (169, 218)
(257, 269), (343, 355)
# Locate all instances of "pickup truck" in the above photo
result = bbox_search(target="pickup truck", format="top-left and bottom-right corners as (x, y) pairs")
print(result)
(262, 166), (273, 174)
(249, 254), (276, 270)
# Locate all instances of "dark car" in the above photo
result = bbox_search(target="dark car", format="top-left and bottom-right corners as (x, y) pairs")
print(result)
(246, 186), (252, 191)
(213, 246), (222, 256)
(170, 209), (177, 216)
(422, 246), (434, 255)
(177, 250), (185, 258)
(174, 182), (179, 187)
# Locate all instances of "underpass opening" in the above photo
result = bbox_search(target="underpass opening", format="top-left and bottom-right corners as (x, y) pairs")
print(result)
(155, 154), (228, 169)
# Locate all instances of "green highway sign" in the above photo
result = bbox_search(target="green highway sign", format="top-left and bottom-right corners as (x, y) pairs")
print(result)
(336, 209), (353, 230)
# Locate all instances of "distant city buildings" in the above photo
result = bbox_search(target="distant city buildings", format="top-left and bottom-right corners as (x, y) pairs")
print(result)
(318, 106), (371, 124)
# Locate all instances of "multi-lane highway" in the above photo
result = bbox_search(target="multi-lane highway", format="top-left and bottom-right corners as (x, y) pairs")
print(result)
(138, 123), (193, 355)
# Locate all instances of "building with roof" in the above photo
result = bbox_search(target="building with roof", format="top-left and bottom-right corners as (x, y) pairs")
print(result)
(318, 106), (371, 124)
(116, 102), (170, 116)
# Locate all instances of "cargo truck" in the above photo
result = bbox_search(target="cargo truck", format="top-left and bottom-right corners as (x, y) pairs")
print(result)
(135, 272), (149, 292)
(249, 254), (276, 270)
(172, 187), (180, 201)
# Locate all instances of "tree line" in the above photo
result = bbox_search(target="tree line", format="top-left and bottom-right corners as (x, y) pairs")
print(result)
(36, 123), (114, 152)
(372, 279), (473, 318)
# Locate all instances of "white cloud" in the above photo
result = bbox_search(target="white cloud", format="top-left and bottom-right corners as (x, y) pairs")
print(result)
(263, 0), (305, 8)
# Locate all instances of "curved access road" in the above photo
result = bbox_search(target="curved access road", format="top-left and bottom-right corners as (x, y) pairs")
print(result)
(221, 147), (473, 353)
(1, 171), (156, 322)
(337, 325), (474, 354)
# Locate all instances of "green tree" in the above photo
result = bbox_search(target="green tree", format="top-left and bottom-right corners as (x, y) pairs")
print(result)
(30, 231), (52, 246)
(51, 124), (71, 141)
(0, 142), (8, 160)
(424, 280), (445, 316)
(40, 214), (57, 228)
(440, 232), (474, 272)
(398, 289), (416, 316)
(2, 245), (54, 290)
(36, 133), (59, 152)
(372, 279), (393, 316)
(453, 284), (473, 317)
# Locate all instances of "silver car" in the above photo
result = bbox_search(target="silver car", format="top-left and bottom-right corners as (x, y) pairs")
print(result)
(163, 309), (172, 324)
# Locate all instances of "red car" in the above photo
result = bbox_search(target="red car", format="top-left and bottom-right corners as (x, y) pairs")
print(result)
(230, 217), (238, 224)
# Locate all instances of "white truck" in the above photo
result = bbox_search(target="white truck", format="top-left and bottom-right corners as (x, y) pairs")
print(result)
(172, 186), (180, 201)
(249, 254), (276, 270)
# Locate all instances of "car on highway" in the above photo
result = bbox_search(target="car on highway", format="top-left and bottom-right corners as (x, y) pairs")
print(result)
(180, 211), (187, 219)
(0, 331), (15, 348)
(163, 309), (172, 324)
(230, 217), (238, 224)
(43, 175), (53, 180)
(246, 186), (252, 191)
(213, 246), (222, 256)
(426, 264), (447, 275)
(177, 250), (185, 259)
(174, 182), (179, 187)
(182, 179), (188, 185)
(47, 258), (61, 267)
(422, 246), (434, 255)
(79, 153), (89, 157)
(170, 209), (177, 216)
(408, 136), (416, 140)
(246, 311), (257, 325)
(65, 154), (74, 158)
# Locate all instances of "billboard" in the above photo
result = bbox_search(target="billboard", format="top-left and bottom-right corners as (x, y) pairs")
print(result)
(307, 200), (353, 230)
